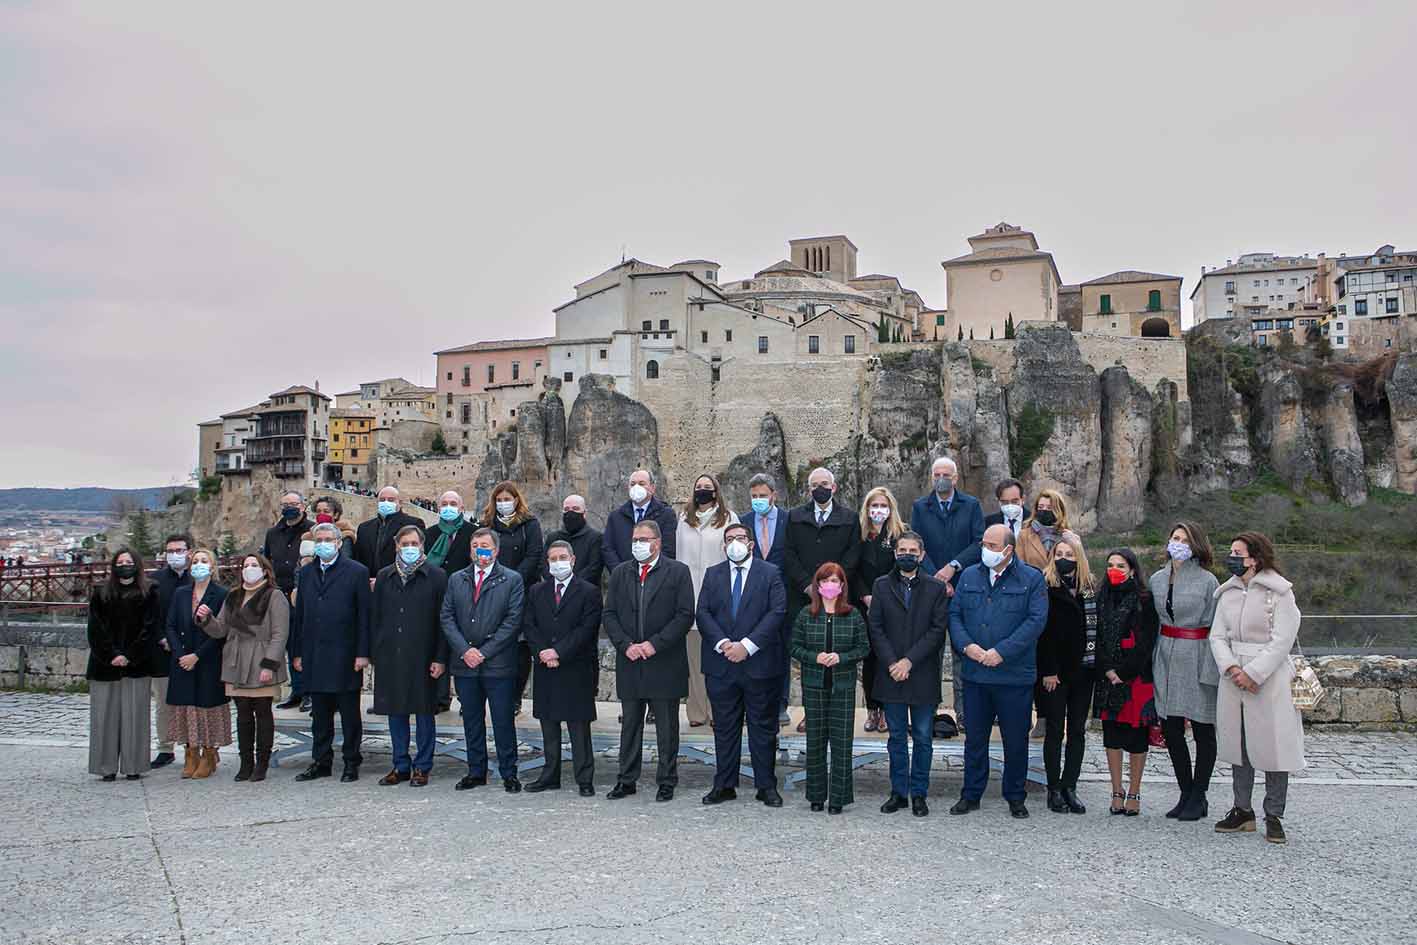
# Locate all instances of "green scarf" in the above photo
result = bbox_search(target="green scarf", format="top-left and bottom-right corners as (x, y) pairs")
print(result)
(426, 520), (462, 569)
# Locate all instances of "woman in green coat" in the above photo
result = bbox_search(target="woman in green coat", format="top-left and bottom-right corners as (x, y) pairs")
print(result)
(790, 561), (870, 814)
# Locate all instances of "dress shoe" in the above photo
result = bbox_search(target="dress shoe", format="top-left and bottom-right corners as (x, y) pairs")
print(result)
(1060, 787), (1086, 814)
(1177, 790), (1209, 822)
(340, 766), (360, 783)
(911, 796), (929, 817)
(455, 774), (487, 791)
(702, 787), (737, 805)
(379, 769), (410, 786)
(151, 751), (176, 768)
(503, 777), (522, 793)
(410, 769), (429, 787)
(1009, 799), (1029, 819)
(655, 785), (674, 802)
(810, 801), (825, 812)
(578, 784), (595, 797)
(276, 695), (302, 710)
(1263, 816), (1287, 845)
(1047, 788), (1067, 813)
(299, 696), (312, 713)
(365, 705), (379, 715)
(525, 779), (561, 793)
(880, 793), (909, 814)
(1165, 788), (1190, 819)
(756, 788), (784, 808)
(295, 763), (331, 782)
(606, 782), (637, 799)
(126, 774), (142, 780)
(949, 797), (980, 815)
(828, 805), (843, 815)
(100, 773), (117, 782)
(1214, 807), (1257, 833)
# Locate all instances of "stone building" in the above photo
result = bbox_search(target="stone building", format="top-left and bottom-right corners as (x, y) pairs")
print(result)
(196, 419), (222, 480)
(212, 401), (270, 478)
(1191, 252), (1320, 324)
(434, 337), (553, 454)
(940, 222), (1063, 343)
(1077, 271), (1182, 338)
(241, 386), (330, 488)
(326, 408), (374, 487)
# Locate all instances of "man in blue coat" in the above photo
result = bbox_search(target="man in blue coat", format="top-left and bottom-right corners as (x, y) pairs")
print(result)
(947, 524), (1048, 819)
(440, 527), (526, 793)
(290, 523), (372, 783)
(696, 522), (789, 807)
(602, 469), (679, 572)
(739, 472), (790, 723)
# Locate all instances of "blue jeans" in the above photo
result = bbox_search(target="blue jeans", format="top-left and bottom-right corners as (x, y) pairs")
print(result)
(453, 675), (518, 780)
(883, 702), (936, 798)
(962, 681), (1033, 803)
(388, 713), (435, 774)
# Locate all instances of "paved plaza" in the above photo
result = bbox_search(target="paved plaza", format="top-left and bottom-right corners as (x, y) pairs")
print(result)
(2, 692), (1413, 945)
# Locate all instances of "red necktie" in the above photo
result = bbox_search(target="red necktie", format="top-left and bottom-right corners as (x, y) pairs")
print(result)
(639, 564), (650, 584)
(555, 582), (563, 605)
(474, 569), (484, 603)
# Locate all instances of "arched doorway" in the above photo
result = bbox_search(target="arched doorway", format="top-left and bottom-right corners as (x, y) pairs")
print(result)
(1140, 317), (1171, 338)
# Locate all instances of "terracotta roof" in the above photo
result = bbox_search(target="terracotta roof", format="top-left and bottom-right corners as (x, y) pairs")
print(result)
(329, 407), (374, 419)
(381, 386), (435, 398)
(270, 385), (331, 400)
(1080, 270), (1182, 286)
(753, 259), (813, 277)
(850, 273), (902, 285)
(332, 389), (360, 398)
(1201, 259), (1318, 277)
(220, 403), (269, 419)
(1059, 284), (1082, 294)
(550, 336), (613, 345)
(942, 246), (1043, 264)
(434, 336), (555, 355)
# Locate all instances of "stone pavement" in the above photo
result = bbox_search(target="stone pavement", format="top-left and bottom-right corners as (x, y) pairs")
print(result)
(2, 691), (1416, 944)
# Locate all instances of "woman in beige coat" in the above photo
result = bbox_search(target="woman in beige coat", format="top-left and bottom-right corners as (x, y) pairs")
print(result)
(675, 474), (739, 727)
(1209, 531), (1304, 845)
(1016, 488), (1082, 571)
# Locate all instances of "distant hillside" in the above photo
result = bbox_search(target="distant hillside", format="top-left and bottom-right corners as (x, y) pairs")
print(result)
(0, 486), (193, 512)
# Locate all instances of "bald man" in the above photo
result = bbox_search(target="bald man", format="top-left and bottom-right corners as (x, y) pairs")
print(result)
(355, 486), (425, 576)
(783, 467), (861, 619)
(543, 494), (605, 590)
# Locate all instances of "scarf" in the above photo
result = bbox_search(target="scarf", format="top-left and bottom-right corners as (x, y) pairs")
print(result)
(396, 553), (426, 584)
(426, 520), (461, 569)
(1098, 581), (1140, 669)
(1080, 585), (1098, 668)
(1030, 520), (1060, 552)
(225, 584), (273, 637)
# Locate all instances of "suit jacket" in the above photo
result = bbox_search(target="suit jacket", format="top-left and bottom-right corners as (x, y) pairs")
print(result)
(149, 566), (192, 678)
(354, 511), (425, 575)
(909, 491), (984, 577)
(602, 497), (679, 572)
(782, 502), (862, 615)
(603, 558), (694, 701)
(523, 577), (601, 722)
(695, 559), (788, 683)
(290, 556), (373, 694)
(543, 524), (606, 590)
(983, 505), (1030, 533)
(739, 507), (787, 569)
(440, 562), (525, 679)
(790, 606), (870, 691)
(948, 558), (1049, 688)
(867, 571), (950, 705)
(164, 582), (229, 708)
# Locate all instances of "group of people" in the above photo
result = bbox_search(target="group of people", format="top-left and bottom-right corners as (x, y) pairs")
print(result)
(84, 458), (1307, 841)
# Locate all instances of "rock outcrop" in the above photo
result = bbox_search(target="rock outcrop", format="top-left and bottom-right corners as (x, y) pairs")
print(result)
(1387, 354), (1417, 493)
(1096, 367), (1154, 532)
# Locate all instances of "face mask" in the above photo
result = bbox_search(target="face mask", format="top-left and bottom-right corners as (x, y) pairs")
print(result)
(242, 565), (265, 585)
(314, 541), (338, 562)
(895, 553), (920, 573)
(818, 580), (843, 600)
(628, 484), (649, 504)
(299, 539), (316, 558)
(750, 497), (771, 515)
(1106, 567), (1128, 586)
(315, 512), (333, 524)
(562, 510), (585, 533)
(693, 488), (716, 506)
(548, 560), (573, 582)
(166, 552), (188, 570)
(725, 539), (749, 563)
(190, 562), (212, 581)
(1166, 540), (1193, 562)
(281, 507), (302, 521)
(933, 475), (954, 495)
(475, 547), (494, 564)
(399, 546), (423, 566)
(981, 547), (1007, 569)
(811, 485), (833, 506)
(377, 500), (397, 517)
(115, 564), (138, 580)
(631, 540), (653, 562)
(1054, 558), (1077, 577)
(495, 500), (516, 518)
(1224, 555), (1249, 577)
(868, 507), (890, 524)
(1034, 509), (1057, 527)
(440, 505), (462, 523)
(999, 503), (1023, 522)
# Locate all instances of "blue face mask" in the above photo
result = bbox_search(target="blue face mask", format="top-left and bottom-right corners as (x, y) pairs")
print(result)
(399, 546), (422, 566)
(439, 505), (462, 523)
(377, 500), (397, 517)
(281, 507), (302, 521)
(190, 563), (212, 581)
(750, 497), (771, 515)
(475, 547), (494, 563)
(314, 541), (338, 562)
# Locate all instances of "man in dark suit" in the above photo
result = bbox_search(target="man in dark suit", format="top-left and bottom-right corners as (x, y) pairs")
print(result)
(290, 522), (373, 783)
(354, 485), (424, 580)
(602, 469), (679, 572)
(523, 540), (602, 796)
(421, 489), (472, 713)
(148, 532), (194, 767)
(783, 467), (862, 620)
(542, 494), (605, 589)
(867, 531), (950, 817)
(603, 520), (695, 802)
(696, 522), (788, 807)
(741, 473), (792, 724)
(982, 478), (1028, 539)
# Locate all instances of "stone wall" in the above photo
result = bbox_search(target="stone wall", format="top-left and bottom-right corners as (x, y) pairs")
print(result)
(969, 326), (1189, 399)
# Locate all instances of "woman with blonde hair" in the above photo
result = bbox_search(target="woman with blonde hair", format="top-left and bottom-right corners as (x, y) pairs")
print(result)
(1035, 538), (1097, 813)
(676, 473), (738, 727)
(164, 548), (230, 779)
(1017, 488), (1082, 570)
(480, 480), (544, 714)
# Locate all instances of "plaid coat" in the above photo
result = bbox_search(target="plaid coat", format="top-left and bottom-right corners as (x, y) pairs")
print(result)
(790, 607), (870, 690)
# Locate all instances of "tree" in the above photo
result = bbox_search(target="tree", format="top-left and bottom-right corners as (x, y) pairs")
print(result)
(431, 429), (449, 454)
(969, 328), (975, 340)
(957, 325), (964, 341)
(126, 510), (155, 558)
(877, 316), (889, 343)
(1315, 335), (1334, 361)
(1004, 312), (1016, 339)
(990, 326), (995, 340)
(219, 532), (239, 558)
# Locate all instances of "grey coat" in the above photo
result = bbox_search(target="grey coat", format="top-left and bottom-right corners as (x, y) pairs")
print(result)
(200, 586), (291, 690)
(1148, 561), (1221, 723)
(440, 562), (525, 679)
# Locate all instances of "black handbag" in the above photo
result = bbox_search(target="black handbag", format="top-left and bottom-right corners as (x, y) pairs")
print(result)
(932, 713), (959, 739)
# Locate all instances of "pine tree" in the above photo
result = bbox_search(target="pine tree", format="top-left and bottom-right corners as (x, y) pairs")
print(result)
(957, 325), (964, 341)
(219, 532), (239, 558)
(127, 510), (154, 558)
(1005, 312), (1016, 339)
(990, 326), (995, 340)
(877, 316), (889, 343)
(969, 328), (975, 340)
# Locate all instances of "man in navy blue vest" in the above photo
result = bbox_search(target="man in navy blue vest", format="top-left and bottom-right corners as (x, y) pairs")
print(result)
(695, 522), (789, 807)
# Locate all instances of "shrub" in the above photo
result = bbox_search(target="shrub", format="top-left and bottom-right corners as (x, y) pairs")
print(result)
(1008, 403), (1054, 478)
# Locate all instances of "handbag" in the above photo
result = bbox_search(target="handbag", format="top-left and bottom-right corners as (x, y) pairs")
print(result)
(1263, 590), (1325, 711)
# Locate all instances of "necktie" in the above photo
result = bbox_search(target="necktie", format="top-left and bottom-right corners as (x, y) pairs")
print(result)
(757, 515), (770, 553)
(639, 563), (650, 584)
(635, 507), (644, 524)
(731, 566), (743, 620)
(474, 568), (484, 603)
(903, 579), (912, 610)
(555, 582), (563, 606)
(816, 510), (826, 526)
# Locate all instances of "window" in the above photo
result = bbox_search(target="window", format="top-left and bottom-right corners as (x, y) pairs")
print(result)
(512, 361), (520, 380)
(705, 270), (716, 282)
(461, 403), (471, 424)
(1385, 338), (1393, 348)
(1252, 296), (1259, 302)
(808, 335), (820, 354)
(598, 349), (607, 360)
(563, 371), (573, 382)
(844, 335), (856, 354)
(659, 319), (669, 331)
(701, 331), (708, 343)
(332, 433), (341, 444)
(1147, 289), (1162, 312)
(645, 360), (659, 380)
(445, 410), (452, 419)
(1099, 294), (1112, 315)
(1252, 280), (1261, 288)
(641, 320), (652, 331)
(510, 409), (516, 417)
(446, 371), (452, 380)
(1336, 336), (1345, 345)
(534, 360), (542, 370)
(1291, 278), (1299, 285)
(1386, 272), (1397, 282)
(725, 329), (733, 342)
(350, 448), (359, 459)
(1224, 280), (1235, 293)
(936, 313), (945, 326)
(446, 393), (452, 405)
(758, 336), (769, 354)
(1387, 297), (1400, 314)
(1355, 299), (1368, 316)
(487, 364), (495, 383)
(1263, 279), (1269, 287)
(1257, 334), (1268, 346)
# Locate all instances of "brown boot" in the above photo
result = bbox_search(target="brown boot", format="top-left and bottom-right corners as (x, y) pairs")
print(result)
(193, 747), (215, 779)
(181, 746), (199, 779)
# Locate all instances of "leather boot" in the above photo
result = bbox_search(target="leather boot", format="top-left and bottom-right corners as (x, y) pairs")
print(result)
(181, 745), (199, 779)
(1165, 787), (1191, 819)
(192, 747), (215, 779)
(234, 701), (255, 781)
(1177, 789), (1209, 822)
(252, 707), (274, 782)
(1046, 788), (1067, 813)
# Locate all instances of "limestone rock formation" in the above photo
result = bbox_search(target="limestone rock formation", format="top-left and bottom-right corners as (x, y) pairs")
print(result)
(1315, 380), (1368, 507)
(1096, 367), (1154, 532)
(1387, 354), (1417, 493)
(720, 413), (790, 511)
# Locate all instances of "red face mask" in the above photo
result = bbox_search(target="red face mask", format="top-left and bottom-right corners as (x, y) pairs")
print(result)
(1106, 567), (1128, 586)
(316, 513), (334, 524)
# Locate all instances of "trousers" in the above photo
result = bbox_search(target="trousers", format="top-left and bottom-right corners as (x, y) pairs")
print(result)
(883, 702), (936, 798)
(803, 681), (857, 804)
(309, 690), (363, 768)
(705, 673), (779, 790)
(962, 681), (1033, 803)
(1037, 673), (1093, 790)
(151, 677), (173, 752)
(617, 698), (679, 787)
(454, 674), (519, 780)
(539, 718), (594, 787)
(1232, 706), (1289, 818)
(1162, 714), (1217, 794)
(388, 713), (435, 773)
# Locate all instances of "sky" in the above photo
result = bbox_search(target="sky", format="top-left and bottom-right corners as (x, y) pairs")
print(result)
(2, 1), (1414, 489)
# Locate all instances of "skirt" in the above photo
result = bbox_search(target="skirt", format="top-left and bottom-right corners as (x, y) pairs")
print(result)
(226, 683), (280, 698)
(89, 677), (151, 776)
(169, 705), (233, 747)
(1102, 719), (1151, 754)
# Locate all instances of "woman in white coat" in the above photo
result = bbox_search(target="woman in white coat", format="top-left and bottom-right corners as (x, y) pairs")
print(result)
(1209, 531), (1305, 845)
(675, 473), (739, 727)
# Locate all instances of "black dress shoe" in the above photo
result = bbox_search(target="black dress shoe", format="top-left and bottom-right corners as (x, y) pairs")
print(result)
(151, 752), (175, 768)
(100, 773), (117, 782)
(828, 804), (843, 815)
(655, 785), (674, 802)
(276, 695), (301, 710)
(702, 787), (737, 805)
(1047, 788), (1067, 813)
(504, 777), (522, 793)
(295, 764), (331, 782)
(911, 796), (929, 817)
(578, 784), (595, 797)
(880, 793), (909, 814)
(810, 801), (825, 812)
(126, 774), (142, 780)
(299, 697), (312, 713)
(1061, 787), (1086, 814)
(949, 797), (980, 816)
(606, 782), (637, 799)
(756, 788), (784, 808)
(365, 705), (379, 715)
(340, 766), (359, 783)
(1009, 799), (1029, 819)
(455, 774), (487, 791)
(525, 779), (560, 793)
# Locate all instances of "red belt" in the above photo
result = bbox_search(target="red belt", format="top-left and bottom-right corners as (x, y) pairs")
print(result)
(1161, 625), (1209, 640)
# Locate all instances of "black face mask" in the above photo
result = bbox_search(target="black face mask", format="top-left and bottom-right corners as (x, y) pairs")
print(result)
(1034, 509), (1057, 527)
(895, 554), (919, 573)
(562, 510), (586, 534)
(1224, 555), (1249, 577)
(281, 507), (302, 521)
(1054, 558), (1077, 577)
(811, 485), (833, 506)
(114, 564), (138, 580)
(693, 488), (716, 507)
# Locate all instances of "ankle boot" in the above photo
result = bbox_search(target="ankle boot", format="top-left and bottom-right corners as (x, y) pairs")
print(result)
(181, 745), (199, 779)
(193, 747), (215, 779)
(1177, 789), (1209, 822)
(1046, 788), (1067, 813)
(1165, 787), (1190, 819)
(252, 707), (274, 782)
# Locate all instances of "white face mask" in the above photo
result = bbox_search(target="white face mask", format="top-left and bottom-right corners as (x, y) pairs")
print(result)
(868, 507), (890, 524)
(631, 540), (653, 562)
(725, 539), (750, 563)
(495, 500), (516, 518)
(981, 547), (1008, 569)
(166, 552), (188, 570)
(628, 483), (649, 504)
(548, 560), (573, 581)
(242, 565), (265, 585)
(299, 540), (316, 558)
(999, 503), (1024, 522)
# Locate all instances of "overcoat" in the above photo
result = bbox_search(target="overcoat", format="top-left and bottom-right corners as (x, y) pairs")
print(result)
(602, 558), (695, 701)
(371, 562), (449, 715)
(164, 582), (229, 708)
(522, 576), (602, 722)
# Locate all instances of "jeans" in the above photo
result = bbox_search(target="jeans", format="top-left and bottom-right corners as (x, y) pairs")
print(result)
(388, 713), (435, 774)
(962, 681), (1033, 802)
(883, 702), (936, 798)
(453, 675), (518, 780)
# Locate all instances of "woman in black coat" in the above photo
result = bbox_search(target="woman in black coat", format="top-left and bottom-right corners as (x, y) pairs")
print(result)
(1093, 547), (1160, 816)
(1035, 539), (1097, 815)
(481, 480), (545, 711)
(86, 549), (158, 780)
(164, 549), (230, 779)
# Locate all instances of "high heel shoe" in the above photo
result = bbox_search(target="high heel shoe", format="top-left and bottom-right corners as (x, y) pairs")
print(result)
(1124, 792), (1142, 817)
(1109, 791), (1126, 815)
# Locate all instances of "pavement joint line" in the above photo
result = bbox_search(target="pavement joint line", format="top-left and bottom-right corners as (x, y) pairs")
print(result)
(139, 776), (188, 945)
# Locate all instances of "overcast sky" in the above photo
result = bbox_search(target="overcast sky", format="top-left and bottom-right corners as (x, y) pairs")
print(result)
(3, 1), (1413, 489)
